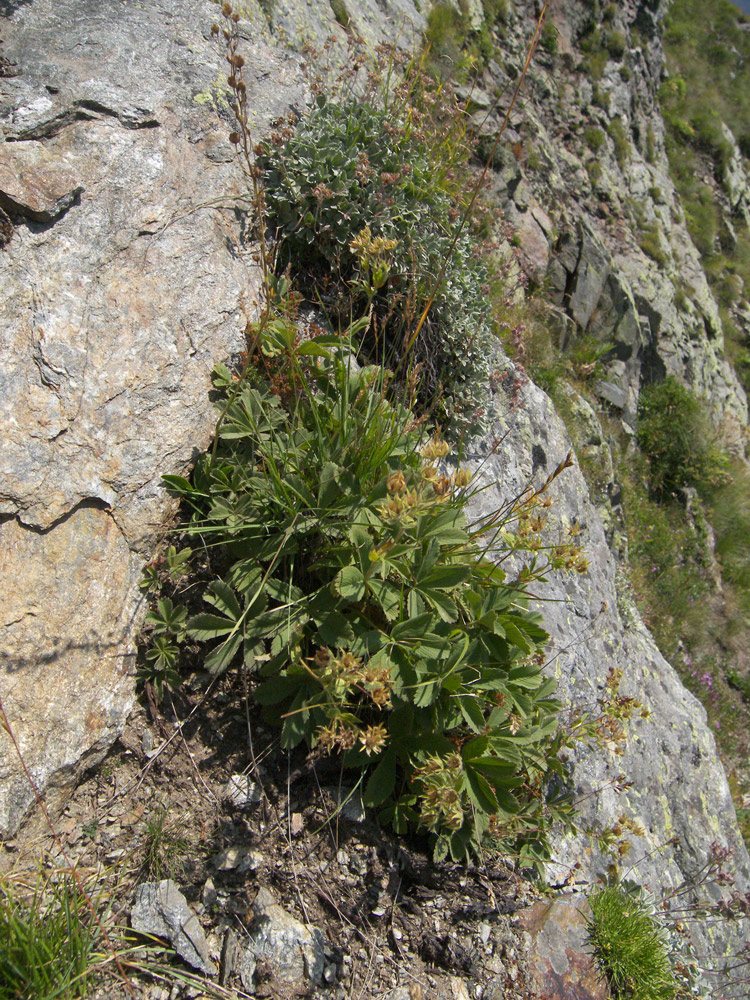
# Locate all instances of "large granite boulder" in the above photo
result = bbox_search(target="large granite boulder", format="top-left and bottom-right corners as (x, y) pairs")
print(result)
(0, 0), (306, 835)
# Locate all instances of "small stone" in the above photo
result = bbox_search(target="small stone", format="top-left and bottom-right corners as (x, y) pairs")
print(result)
(290, 812), (304, 835)
(224, 773), (262, 808)
(239, 887), (325, 989)
(202, 877), (217, 909)
(131, 880), (217, 975)
(213, 846), (262, 871)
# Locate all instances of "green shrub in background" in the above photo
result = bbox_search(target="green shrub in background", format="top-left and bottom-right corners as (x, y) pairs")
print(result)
(587, 884), (679, 1000)
(585, 126), (606, 154)
(260, 94), (496, 435)
(159, 321), (587, 864)
(636, 376), (728, 498)
(607, 118), (631, 169)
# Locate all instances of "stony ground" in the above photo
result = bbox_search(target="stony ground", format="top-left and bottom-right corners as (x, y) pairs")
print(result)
(1, 679), (577, 1000)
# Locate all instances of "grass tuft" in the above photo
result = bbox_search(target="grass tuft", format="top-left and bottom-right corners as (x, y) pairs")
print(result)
(587, 884), (679, 1000)
(0, 869), (100, 1000)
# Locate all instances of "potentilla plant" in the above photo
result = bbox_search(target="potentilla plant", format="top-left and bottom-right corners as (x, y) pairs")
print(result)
(154, 312), (585, 864)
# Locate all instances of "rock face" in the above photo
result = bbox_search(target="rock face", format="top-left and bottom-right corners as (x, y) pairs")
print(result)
(467, 368), (750, 971)
(490, 0), (748, 448)
(516, 896), (608, 1000)
(0, 0), (306, 835)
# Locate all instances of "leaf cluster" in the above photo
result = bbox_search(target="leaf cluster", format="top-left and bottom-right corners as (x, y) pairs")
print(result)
(156, 327), (573, 863)
(259, 94), (495, 435)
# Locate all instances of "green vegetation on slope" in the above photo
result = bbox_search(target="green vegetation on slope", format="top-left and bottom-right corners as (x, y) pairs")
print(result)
(661, 0), (750, 393)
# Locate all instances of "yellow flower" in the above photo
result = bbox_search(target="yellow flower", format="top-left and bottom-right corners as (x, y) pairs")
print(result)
(360, 724), (388, 756)
(387, 470), (407, 493)
(422, 436), (450, 461)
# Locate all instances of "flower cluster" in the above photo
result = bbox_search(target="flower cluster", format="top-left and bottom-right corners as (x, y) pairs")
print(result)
(413, 753), (466, 832)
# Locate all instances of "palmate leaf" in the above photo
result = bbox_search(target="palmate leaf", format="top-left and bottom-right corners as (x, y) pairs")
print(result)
(334, 565), (366, 602)
(186, 581), (248, 676)
(145, 598), (187, 637)
(363, 748), (397, 807)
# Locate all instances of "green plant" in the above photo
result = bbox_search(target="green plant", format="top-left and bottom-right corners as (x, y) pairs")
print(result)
(0, 870), (100, 1000)
(329, 0), (350, 28)
(157, 319), (586, 864)
(139, 545), (193, 594)
(639, 224), (669, 267)
(584, 126), (606, 154)
(637, 377), (728, 499)
(142, 808), (191, 880)
(604, 29), (626, 59)
(138, 597), (187, 702)
(580, 27), (609, 80)
(608, 118), (631, 169)
(592, 82), (610, 111)
(586, 159), (602, 185)
(587, 883), (680, 999)
(260, 91), (495, 433)
(540, 18), (558, 56)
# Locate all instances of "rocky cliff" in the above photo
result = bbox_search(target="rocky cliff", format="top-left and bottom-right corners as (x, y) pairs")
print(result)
(1, 0), (749, 994)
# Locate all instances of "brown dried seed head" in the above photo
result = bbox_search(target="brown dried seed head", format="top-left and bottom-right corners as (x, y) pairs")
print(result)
(232, 53), (245, 67)
(228, 131), (241, 144)
(211, 23), (220, 35)
(222, 2), (233, 16)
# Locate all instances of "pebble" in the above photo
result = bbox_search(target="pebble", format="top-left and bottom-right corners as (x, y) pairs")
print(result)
(224, 773), (262, 808)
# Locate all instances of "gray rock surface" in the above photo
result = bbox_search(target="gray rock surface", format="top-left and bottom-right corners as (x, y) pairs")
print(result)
(0, 0), (305, 836)
(500, 0), (748, 448)
(467, 366), (750, 973)
(132, 879), (217, 975)
(239, 886), (326, 989)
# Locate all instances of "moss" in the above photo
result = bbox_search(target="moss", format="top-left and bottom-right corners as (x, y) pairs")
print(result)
(608, 119), (631, 168)
(585, 125), (606, 153)
(329, 0), (351, 27)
